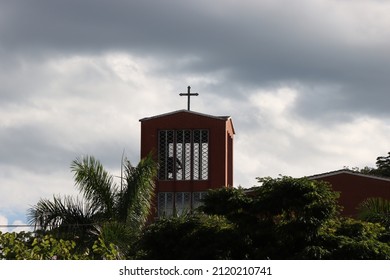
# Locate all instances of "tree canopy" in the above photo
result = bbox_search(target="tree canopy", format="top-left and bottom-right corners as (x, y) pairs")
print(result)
(135, 176), (390, 260)
(355, 151), (390, 178)
(3, 163), (390, 259)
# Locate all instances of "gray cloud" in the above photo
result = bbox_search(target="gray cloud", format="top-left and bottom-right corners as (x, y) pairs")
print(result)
(2, 0), (390, 108)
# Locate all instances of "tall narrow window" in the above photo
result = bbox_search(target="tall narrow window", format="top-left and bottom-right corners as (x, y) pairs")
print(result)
(192, 192), (207, 209)
(158, 192), (174, 217)
(175, 192), (191, 215)
(158, 130), (208, 181)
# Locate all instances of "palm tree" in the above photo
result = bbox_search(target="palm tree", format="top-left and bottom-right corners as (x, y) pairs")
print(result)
(357, 197), (390, 228)
(28, 153), (157, 257)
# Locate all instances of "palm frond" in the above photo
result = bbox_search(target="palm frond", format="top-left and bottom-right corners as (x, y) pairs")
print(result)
(117, 153), (157, 232)
(27, 153), (157, 253)
(358, 197), (390, 227)
(71, 156), (117, 217)
(94, 221), (134, 258)
(27, 195), (99, 232)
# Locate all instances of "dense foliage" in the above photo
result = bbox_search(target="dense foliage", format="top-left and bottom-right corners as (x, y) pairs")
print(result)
(358, 197), (390, 229)
(3, 164), (390, 259)
(137, 214), (240, 259)
(0, 231), (120, 260)
(373, 152), (390, 177)
(135, 176), (390, 260)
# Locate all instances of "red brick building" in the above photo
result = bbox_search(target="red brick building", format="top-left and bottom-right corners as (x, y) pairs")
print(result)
(308, 169), (390, 217)
(140, 109), (235, 217)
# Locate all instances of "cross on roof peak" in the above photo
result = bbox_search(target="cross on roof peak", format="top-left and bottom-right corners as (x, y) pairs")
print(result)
(179, 86), (199, 111)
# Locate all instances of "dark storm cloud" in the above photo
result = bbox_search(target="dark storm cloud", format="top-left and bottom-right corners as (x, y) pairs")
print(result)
(0, 0), (212, 55)
(2, 0), (389, 116)
(1, 1), (338, 63)
(1, 0), (390, 135)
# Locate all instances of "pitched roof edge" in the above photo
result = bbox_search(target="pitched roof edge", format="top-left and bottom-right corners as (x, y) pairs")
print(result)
(307, 169), (390, 182)
(139, 109), (232, 122)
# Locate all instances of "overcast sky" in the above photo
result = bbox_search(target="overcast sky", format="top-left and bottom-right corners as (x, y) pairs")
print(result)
(1, 0), (390, 229)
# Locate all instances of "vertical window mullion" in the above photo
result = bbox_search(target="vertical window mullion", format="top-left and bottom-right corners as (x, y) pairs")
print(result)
(158, 131), (167, 180)
(172, 130), (176, 180)
(181, 131), (186, 180)
(190, 130), (194, 180)
(193, 130), (199, 180)
(184, 130), (191, 180)
(180, 131), (184, 180)
(201, 130), (209, 180)
(176, 130), (184, 181)
(198, 131), (201, 180)
(164, 131), (169, 179)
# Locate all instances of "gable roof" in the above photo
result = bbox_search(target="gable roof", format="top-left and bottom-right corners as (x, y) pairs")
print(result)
(307, 169), (390, 182)
(139, 110), (235, 134)
(139, 109), (230, 121)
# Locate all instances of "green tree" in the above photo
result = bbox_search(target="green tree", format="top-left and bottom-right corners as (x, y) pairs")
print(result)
(137, 214), (240, 259)
(374, 152), (390, 177)
(0, 231), (81, 260)
(355, 152), (390, 177)
(357, 197), (390, 229)
(200, 187), (258, 258)
(133, 176), (390, 260)
(200, 187), (253, 225)
(0, 230), (122, 260)
(254, 177), (340, 258)
(27, 153), (157, 258)
(201, 177), (390, 259)
(309, 218), (390, 260)
(202, 177), (341, 259)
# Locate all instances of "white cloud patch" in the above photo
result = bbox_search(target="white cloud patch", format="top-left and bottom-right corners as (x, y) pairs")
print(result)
(232, 87), (390, 187)
(0, 214), (29, 233)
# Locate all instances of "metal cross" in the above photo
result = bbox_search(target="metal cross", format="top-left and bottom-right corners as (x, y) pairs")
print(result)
(179, 86), (199, 111)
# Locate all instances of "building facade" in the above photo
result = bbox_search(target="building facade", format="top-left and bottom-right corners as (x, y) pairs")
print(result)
(140, 110), (235, 217)
(309, 169), (390, 217)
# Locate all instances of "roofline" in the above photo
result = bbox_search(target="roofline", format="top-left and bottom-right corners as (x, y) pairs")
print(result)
(307, 169), (390, 182)
(139, 109), (233, 123)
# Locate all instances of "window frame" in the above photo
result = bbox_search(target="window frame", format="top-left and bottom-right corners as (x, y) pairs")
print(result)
(158, 129), (209, 181)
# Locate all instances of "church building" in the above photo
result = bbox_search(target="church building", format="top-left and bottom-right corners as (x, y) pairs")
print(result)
(308, 169), (390, 217)
(139, 87), (235, 217)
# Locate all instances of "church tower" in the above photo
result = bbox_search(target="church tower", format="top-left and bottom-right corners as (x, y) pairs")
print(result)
(139, 87), (235, 217)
